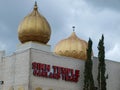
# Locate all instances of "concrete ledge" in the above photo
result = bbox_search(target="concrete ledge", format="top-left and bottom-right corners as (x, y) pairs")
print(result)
(16, 41), (51, 52)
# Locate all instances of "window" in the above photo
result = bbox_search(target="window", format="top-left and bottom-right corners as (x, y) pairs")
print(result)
(36, 87), (42, 90)
(49, 89), (53, 90)
(18, 86), (24, 90)
(9, 86), (14, 90)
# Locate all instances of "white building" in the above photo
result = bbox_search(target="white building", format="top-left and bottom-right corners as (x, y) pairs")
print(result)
(0, 2), (120, 90)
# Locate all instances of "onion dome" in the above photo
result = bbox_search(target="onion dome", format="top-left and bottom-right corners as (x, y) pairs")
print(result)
(18, 2), (51, 44)
(54, 29), (88, 60)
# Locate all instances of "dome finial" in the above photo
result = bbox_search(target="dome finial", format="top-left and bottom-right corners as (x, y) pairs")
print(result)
(18, 0), (51, 44)
(34, 1), (38, 10)
(72, 26), (75, 32)
(54, 27), (88, 60)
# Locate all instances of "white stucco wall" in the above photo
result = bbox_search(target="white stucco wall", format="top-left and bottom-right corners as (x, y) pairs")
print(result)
(29, 48), (120, 90)
(30, 49), (84, 90)
(92, 57), (120, 90)
(0, 50), (30, 90)
(0, 45), (119, 90)
(106, 60), (120, 90)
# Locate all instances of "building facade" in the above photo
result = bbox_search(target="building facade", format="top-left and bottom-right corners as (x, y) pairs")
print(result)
(0, 2), (120, 90)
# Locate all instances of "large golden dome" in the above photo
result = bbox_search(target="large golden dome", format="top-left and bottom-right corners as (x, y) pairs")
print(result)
(54, 31), (88, 60)
(18, 2), (51, 44)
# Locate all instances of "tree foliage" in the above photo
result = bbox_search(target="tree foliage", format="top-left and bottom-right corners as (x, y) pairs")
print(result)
(97, 35), (107, 90)
(83, 38), (96, 90)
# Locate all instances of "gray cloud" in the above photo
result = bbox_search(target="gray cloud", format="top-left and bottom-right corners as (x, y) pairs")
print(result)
(85, 0), (120, 11)
(0, 0), (119, 61)
(106, 43), (120, 62)
(0, 0), (34, 54)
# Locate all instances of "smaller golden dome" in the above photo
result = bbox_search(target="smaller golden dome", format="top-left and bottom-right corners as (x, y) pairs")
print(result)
(18, 2), (51, 44)
(54, 31), (88, 60)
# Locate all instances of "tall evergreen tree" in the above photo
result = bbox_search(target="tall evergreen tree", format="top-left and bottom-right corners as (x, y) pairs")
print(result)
(97, 35), (107, 90)
(83, 38), (96, 90)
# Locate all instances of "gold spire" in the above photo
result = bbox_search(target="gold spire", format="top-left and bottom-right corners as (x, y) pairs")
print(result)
(18, 2), (51, 44)
(54, 29), (88, 60)
(72, 26), (75, 32)
(34, 1), (38, 10)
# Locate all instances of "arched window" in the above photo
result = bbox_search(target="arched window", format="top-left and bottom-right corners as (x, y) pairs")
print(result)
(9, 86), (14, 90)
(36, 87), (42, 90)
(18, 86), (24, 90)
(49, 89), (53, 90)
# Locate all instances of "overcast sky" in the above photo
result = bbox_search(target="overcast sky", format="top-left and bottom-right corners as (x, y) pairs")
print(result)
(0, 0), (120, 62)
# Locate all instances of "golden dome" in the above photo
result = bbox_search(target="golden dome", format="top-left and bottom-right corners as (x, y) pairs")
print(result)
(54, 31), (88, 60)
(18, 2), (51, 44)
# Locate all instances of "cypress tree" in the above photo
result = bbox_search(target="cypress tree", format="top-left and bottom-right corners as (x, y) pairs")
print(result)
(97, 35), (107, 90)
(83, 38), (96, 90)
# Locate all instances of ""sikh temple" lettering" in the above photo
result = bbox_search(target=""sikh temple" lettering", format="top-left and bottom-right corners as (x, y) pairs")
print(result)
(32, 62), (80, 82)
